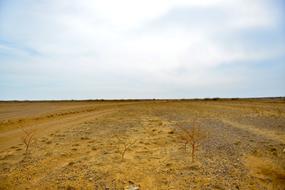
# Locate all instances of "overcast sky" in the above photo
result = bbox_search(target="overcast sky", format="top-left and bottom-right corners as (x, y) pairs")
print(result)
(0, 0), (284, 100)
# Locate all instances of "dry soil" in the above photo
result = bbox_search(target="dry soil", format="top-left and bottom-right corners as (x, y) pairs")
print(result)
(0, 100), (284, 190)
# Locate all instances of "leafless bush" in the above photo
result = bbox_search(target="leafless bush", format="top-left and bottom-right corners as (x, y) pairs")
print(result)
(21, 128), (35, 155)
(115, 136), (137, 161)
(276, 108), (283, 118)
(177, 119), (206, 162)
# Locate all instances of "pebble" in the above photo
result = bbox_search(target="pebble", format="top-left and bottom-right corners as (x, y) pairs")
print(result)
(125, 185), (140, 190)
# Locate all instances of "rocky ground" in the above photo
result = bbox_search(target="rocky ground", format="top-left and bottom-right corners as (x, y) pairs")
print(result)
(0, 100), (284, 189)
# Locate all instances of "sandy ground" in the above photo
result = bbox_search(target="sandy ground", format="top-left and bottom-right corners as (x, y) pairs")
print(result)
(0, 100), (284, 190)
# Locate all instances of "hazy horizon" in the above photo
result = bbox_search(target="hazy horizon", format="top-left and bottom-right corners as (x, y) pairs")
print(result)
(1, 0), (285, 100)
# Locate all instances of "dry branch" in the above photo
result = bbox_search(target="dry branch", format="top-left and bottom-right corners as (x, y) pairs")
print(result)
(21, 127), (35, 155)
(115, 136), (137, 161)
(177, 119), (206, 162)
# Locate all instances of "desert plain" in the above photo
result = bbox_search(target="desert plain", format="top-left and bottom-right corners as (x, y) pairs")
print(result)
(0, 99), (284, 190)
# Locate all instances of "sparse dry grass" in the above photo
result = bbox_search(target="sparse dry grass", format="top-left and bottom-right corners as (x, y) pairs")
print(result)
(245, 155), (285, 190)
(0, 99), (284, 189)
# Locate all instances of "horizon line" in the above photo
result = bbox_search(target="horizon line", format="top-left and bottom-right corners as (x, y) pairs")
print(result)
(0, 96), (284, 102)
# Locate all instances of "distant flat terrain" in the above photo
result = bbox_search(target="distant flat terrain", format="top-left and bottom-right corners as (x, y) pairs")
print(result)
(0, 100), (284, 189)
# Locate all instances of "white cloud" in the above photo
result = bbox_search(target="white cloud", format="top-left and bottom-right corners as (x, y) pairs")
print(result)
(0, 0), (284, 99)
(2, 0), (280, 61)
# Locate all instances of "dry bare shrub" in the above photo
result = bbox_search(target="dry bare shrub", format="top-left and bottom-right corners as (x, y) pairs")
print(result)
(21, 128), (35, 155)
(252, 107), (260, 117)
(276, 108), (283, 118)
(115, 136), (137, 161)
(177, 119), (206, 162)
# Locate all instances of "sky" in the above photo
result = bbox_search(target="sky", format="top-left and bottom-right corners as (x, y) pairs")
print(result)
(0, 0), (284, 100)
